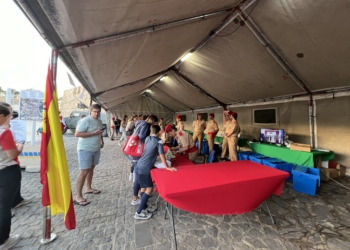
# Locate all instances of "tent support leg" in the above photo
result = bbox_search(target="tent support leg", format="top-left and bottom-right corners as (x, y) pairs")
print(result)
(265, 201), (275, 224)
(170, 205), (178, 250)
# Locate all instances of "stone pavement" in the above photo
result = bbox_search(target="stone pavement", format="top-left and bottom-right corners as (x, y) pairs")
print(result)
(9, 131), (350, 249)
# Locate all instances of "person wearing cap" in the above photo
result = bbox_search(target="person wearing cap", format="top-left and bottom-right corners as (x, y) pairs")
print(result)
(167, 125), (199, 162)
(175, 115), (184, 131)
(192, 113), (206, 152)
(225, 111), (241, 161)
(206, 113), (219, 152)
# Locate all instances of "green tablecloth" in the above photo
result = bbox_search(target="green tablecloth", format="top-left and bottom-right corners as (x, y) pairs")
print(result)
(248, 142), (334, 167)
(184, 130), (248, 147)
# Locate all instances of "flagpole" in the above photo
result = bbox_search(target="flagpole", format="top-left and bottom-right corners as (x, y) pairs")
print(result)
(41, 49), (59, 244)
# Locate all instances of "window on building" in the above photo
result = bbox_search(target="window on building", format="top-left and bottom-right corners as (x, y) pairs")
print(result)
(200, 113), (208, 121)
(253, 108), (277, 124)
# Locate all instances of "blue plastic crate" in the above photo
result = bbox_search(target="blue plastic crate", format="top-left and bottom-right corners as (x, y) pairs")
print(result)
(261, 158), (280, 168)
(261, 158), (294, 181)
(292, 166), (320, 196)
(249, 154), (269, 164)
(238, 152), (260, 161)
(196, 140), (209, 155)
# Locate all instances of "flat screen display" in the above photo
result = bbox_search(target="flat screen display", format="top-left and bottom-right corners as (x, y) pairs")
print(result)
(260, 129), (284, 144)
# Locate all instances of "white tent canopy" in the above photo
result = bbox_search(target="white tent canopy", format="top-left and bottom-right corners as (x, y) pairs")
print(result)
(15, 0), (350, 112)
(15, 0), (350, 170)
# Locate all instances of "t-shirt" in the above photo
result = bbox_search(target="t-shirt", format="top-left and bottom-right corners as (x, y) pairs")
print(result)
(114, 119), (121, 129)
(0, 127), (18, 169)
(76, 116), (103, 151)
(136, 136), (164, 175)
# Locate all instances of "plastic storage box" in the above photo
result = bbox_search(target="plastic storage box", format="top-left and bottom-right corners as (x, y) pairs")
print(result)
(249, 154), (269, 164)
(196, 140), (209, 155)
(292, 166), (320, 196)
(238, 152), (260, 161)
(262, 158), (294, 181)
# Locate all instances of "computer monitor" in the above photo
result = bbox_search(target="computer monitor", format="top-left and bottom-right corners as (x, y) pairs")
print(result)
(260, 128), (284, 145)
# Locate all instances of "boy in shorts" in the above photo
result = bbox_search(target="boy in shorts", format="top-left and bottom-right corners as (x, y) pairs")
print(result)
(134, 125), (177, 220)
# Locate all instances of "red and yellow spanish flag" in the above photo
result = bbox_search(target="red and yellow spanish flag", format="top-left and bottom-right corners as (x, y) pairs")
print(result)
(40, 64), (76, 230)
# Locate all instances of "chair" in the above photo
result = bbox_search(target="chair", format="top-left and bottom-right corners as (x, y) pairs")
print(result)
(207, 150), (216, 163)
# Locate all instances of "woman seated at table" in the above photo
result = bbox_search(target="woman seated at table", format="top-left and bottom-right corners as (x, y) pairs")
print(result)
(166, 125), (198, 162)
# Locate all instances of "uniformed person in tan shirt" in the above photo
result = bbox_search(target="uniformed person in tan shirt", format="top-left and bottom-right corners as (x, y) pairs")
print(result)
(192, 113), (206, 152)
(225, 111), (241, 161)
(206, 113), (219, 152)
(220, 113), (230, 160)
(167, 125), (199, 162)
(175, 115), (184, 131)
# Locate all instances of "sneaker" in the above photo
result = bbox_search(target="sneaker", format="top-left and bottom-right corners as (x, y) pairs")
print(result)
(13, 199), (31, 209)
(0, 235), (21, 250)
(146, 205), (157, 213)
(134, 211), (152, 220)
(131, 199), (141, 206)
(118, 142), (121, 146)
(128, 173), (133, 182)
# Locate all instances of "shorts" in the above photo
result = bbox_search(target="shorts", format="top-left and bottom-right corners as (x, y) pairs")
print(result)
(115, 127), (120, 134)
(138, 174), (153, 188)
(77, 150), (100, 169)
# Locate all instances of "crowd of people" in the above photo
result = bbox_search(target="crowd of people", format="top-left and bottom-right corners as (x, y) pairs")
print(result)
(77, 108), (240, 220)
(0, 103), (242, 249)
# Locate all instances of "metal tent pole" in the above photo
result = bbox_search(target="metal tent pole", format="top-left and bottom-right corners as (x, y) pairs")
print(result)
(41, 49), (59, 244)
(264, 201), (275, 224)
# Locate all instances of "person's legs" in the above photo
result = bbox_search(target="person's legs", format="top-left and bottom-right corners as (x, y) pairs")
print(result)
(137, 187), (153, 214)
(135, 174), (153, 219)
(76, 150), (93, 203)
(129, 162), (134, 182)
(85, 150), (100, 193)
(85, 165), (95, 192)
(0, 165), (21, 245)
(75, 169), (90, 202)
(119, 131), (126, 143)
(198, 132), (204, 152)
(208, 136), (214, 152)
(188, 150), (199, 162)
(221, 137), (228, 159)
(132, 171), (140, 201)
(11, 181), (23, 208)
(192, 132), (199, 145)
(227, 136), (235, 161)
(110, 127), (115, 140)
(231, 137), (239, 161)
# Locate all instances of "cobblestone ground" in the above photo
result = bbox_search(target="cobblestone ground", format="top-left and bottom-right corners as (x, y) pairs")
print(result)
(10, 132), (350, 250)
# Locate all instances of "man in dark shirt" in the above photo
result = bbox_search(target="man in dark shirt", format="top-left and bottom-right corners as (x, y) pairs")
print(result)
(134, 125), (177, 220)
(114, 116), (121, 139)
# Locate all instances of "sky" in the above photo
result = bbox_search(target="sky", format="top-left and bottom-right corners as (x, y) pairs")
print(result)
(0, 1), (81, 97)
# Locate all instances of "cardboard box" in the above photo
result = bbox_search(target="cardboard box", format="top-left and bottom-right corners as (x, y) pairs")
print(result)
(290, 143), (311, 152)
(320, 167), (338, 182)
(328, 161), (346, 178)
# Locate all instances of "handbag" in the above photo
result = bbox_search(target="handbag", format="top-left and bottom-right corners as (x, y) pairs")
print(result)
(122, 125), (145, 157)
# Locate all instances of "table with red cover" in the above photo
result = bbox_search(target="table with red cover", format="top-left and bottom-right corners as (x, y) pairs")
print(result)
(151, 160), (289, 215)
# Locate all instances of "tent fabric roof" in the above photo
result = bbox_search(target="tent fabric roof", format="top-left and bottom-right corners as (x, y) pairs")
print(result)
(16, 0), (350, 113)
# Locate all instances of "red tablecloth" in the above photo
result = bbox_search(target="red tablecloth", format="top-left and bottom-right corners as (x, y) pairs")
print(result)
(151, 160), (289, 214)
(170, 154), (194, 167)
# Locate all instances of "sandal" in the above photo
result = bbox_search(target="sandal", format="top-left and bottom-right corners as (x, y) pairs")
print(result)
(85, 189), (101, 194)
(74, 200), (90, 206)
